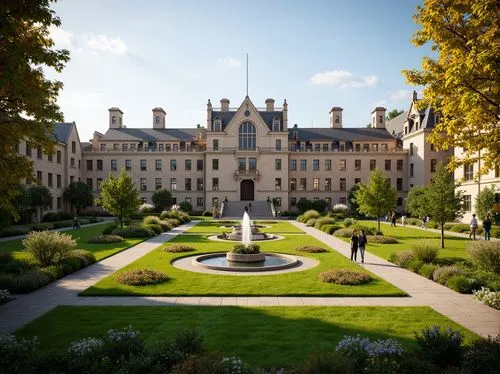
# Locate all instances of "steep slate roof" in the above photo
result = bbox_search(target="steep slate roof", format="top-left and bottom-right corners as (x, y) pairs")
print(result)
(100, 128), (198, 142)
(53, 122), (74, 144)
(211, 110), (283, 131)
(385, 111), (408, 139)
(288, 127), (394, 142)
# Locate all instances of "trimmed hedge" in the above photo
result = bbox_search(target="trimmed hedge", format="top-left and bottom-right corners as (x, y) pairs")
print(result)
(116, 269), (169, 286)
(319, 269), (372, 285)
(433, 265), (467, 285)
(366, 235), (398, 244)
(111, 226), (154, 238)
(314, 217), (336, 230)
(88, 235), (124, 244)
(164, 245), (196, 253)
(321, 224), (341, 235)
(144, 224), (162, 235)
(295, 245), (328, 253)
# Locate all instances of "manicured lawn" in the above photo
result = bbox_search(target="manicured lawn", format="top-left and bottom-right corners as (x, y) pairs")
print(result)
(0, 223), (145, 261)
(82, 232), (404, 296)
(15, 305), (479, 367)
(185, 220), (304, 234)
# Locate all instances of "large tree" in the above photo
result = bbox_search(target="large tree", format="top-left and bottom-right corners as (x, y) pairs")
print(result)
(0, 0), (70, 220)
(152, 189), (173, 212)
(403, 0), (500, 174)
(386, 109), (404, 120)
(63, 182), (94, 214)
(96, 170), (141, 228)
(405, 185), (428, 218)
(474, 185), (497, 222)
(425, 162), (464, 248)
(26, 185), (53, 222)
(354, 169), (397, 233)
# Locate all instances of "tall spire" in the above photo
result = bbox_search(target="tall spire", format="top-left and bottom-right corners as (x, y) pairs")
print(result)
(246, 53), (249, 98)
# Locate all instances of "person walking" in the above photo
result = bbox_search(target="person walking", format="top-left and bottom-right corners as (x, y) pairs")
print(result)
(469, 214), (478, 240)
(72, 216), (80, 229)
(401, 214), (406, 227)
(391, 212), (397, 227)
(350, 229), (359, 262)
(483, 214), (492, 241)
(358, 229), (367, 263)
(248, 202), (252, 212)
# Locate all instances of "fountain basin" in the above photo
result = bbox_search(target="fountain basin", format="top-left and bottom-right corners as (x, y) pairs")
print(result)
(193, 252), (298, 272)
(226, 252), (266, 262)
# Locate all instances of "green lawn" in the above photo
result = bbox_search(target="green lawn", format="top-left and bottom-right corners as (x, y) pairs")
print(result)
(82, 232), (404, 296)
(0, 223), (145, 261)
(185, 220), (304, 234)
(15, 305), (479, 367)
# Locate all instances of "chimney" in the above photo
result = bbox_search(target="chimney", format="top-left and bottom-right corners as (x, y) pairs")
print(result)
(108, 107), (123, 129)
(265, 98), (275, 111)
(220, 98), (230, 112)
(92, 131), (103, 151)
(413, 90), (418, 102)
(282, 99), (288, 130)
(207, 99), (213, 129)
(329, 107), (343, 128)
(371, 107), (387, 129)
(152, 107), (166, 129)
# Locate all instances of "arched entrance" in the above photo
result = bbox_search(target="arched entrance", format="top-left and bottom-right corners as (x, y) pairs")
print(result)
(240, 180), (254, 201)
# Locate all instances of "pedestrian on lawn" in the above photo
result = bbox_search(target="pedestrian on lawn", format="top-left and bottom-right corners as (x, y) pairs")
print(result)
(483, 214), (492, 241)
(401, 214), (406, 227)
(469, 214), (478, 240)
(350, 229), (359, 262)
(391, 212), (397, 227)
(358, 229), (367, 263)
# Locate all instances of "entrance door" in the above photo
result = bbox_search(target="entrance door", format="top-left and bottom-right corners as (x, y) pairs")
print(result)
(240, 180), (254, 201)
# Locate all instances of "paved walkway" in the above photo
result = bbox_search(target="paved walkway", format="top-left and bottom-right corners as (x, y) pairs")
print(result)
(1, 220), (499, 338)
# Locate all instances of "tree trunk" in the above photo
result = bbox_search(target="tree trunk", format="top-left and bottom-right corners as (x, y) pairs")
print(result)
(39, 207), (43, 223)
(441, 223), (445, 249)
(120, 216), (123, 229)
(377, 216), (380, 233)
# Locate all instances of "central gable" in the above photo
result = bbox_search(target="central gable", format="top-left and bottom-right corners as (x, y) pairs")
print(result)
(223, 97), (273, 138)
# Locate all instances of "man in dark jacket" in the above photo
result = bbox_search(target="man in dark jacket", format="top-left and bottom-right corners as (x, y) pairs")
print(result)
(350, 230), (359, 262)
(358, 229), (367, 263)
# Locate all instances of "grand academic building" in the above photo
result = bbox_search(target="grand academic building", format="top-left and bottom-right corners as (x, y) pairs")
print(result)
(18, 93), (499, 221)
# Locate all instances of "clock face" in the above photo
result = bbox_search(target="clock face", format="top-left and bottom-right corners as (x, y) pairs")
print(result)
(244, 110), (251, 117)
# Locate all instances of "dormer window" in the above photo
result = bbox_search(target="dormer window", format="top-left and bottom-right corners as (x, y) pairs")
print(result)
(378, 115), (383, 123)
(293, 131), (298, 140)
(112, 116), (116, 125)
(213, 117), (222, 132)
(155, 116), (160, 124)
(335, 116), (339, 123)
(272, 117), (280, 132)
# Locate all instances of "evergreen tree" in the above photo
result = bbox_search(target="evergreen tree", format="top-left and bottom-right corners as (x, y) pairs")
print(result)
(474, 185), (497, 222)
(405, 185), (428, 219)
(26, 185), (53, 222)
(152, 189), (174, 212)
(63, 182), (94, 214)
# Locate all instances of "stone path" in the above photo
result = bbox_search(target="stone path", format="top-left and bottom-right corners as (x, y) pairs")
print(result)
(1, 220), (499, 338)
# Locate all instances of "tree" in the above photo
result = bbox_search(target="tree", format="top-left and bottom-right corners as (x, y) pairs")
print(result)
(386, 109), (404, 120)
(152, 189), (173, 212)
(425, 162), (464, 248)
(296, 198), (313, 213)
(179, 201), (192, 213)
(63, 182), (93, 214)
(405, 185), (428, 218)
(96, 170), (141, 228)
(403, 0), (500, 174)
(311, 199), (328, 213)
(354, 169), (396, 233)
(348, 184), (364, 217)
(26, 185), (53, 222)
(475, 185), (496, 221)
(0, 1), (70, 220)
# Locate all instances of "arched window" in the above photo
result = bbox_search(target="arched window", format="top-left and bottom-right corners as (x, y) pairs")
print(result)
(239, 122), (256, 150)
(112, 116), (116, 124)
(213, 117), (222, 132)
(335, 116), (339, 123)
(272, 117), (280, 132)
(378, 115), (383, 123)
(155, 116), (160, 124)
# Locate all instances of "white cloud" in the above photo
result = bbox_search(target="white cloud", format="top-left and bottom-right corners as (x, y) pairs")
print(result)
(48, 25), (74, 48)
(83, 33), (128, 55)
(389, 89), (411, 102)
(309, 70), (377, 88)
(217, 57), (241, 68)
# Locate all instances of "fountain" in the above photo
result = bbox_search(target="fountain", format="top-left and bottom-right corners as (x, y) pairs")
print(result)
(218, 212), (275, 241)
(226, 212), (266, 262)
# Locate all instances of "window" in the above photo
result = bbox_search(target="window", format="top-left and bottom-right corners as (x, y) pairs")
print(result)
(170, 178), (177, 191)
(325, 160), (331, 171)
(397, 197), (403, 206)
(340, 159), (346, 171)
(37, 147), (42, 159)
(197, 178), (204, 191)
(397, 159), (403, 171)
(48, 154), (53, 162)
(197, 197), (204, 206)
(496, 165), (499, 178)
(97, 159), (103, 171)
(86, 178), (93, 190)
(57, 150), (61, 164)
(370, 159), (376, 171)
(185, 197), (191, 205)
(323, 144), (328, 152)
(300, 159), (307, 171)
(300, 178), (307, 191)
(140, 178), (147, 191)
(125, 159), (131, 171)
(340, 178), (346, 191)
(86, 160), (93, 171)
(238, 122), (256, 150)
(313, 159), (319, 171)
(159, 144), (164, 152)
(385, 160), (391, 171)
(71, 157), (75, 167)
(111, 159), (117, 171)
(70, 176), (74, 184)
(464, 163), (473, 181)
(37, 171), (42, 184)
(155, 116), (160, 124)
(173, 144), (178, 152)
(213, 117), (222, 132)
(339, 197), (347, 204)
(272, 117), (280, 132)
(26, 143), (32, 156)
(197, 160), (203, 171)
(290, 197), (297, 207)
(354, 178), (361, 184)
(26, 177), (32, 185)
(212, 159), (219, 170)
(410, 163), (414, 177)
(185, 159), (192, 171)
(113, 143), (119, 151)
(274, 197), (282, 207)
(166, 144), (171, 152)
(275, 178), (281, 191)
(170, 159), (176, 171)
(100, 144), (106, 151)
(290, 178), (297, 191)
(185, 178), (191, 191)
(249, 157), (256, 172)
(275, 139), (281, 151)
(112, 116), (116, 125)
(48, 173), (53, 187)
(372, 144), (378, 152)
(431, 159), (437, 173)
(314, 144), (320, 152)
(363, 144), (369, 152)
(57, 197), (62, 209)
(97, 178), (102, 191)
(397, 178), (403, 191)
(212, 178), (219, 190)
(238, 158), (246, 171)
(325, 178), (331, 191)
(354, 160), (361, 170)
(410, 143), (414, 156)
(213, 139), (219, 151)
(139, 159), (146, 171)
(463, 195), (471, 211)
(313, 178), (320, 191)
(381, 144), (388, 151)
(430, 143), (435, 151)
(325, 197), (331, 207)
(275, 159), (281, 171)
(290, 159), (297, 171)
(57, 174), (61, 188)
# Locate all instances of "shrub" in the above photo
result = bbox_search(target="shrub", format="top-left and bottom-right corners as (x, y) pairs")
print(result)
(88, 235), (124, 244)
(137, 202), (155, 214)
(67, 250), (96, 266)
(296, 245), (328, 253)
(321, 224), (341, 235)
(0, 252), (13, 264)
(164, 245), (196, 253)
(443, 223), (454, 230)
(319, 269), (372, 285)
(333, 228), (354, 238)
(170, 353), (250, 374)
(433, 265), (467, 285)
(299, 209), (320, 223)
(299, 351), (356, 374)
(407, 259), (424, 273)
(462, 336), (500, 374)
(144, 224), (162, 235)
(143, 215), (162, 225)
(116, 269), (169, 286)
(0, 289), (12, 304)
(414, 326), (463, 368)
(111, 226), (154, 238)
(467, 241), (500, 274)
(0, 226), (31, 238)
(158, 220), (173, 232)
(23, 231), (77, 266)
(305, 218), (318, 227)
(14, 270), (51, 293)
(0, 273), (16, 292)
(366, 235), (398, 244)
(412, 241), (440, 264)
(450, 224), (470, 233)
(447, 275), (484, 294)
(202, 210), (212, 217)
(331, 203), (349, 214)
(101, 325), (144, 361)
(425, 221), (439, 229)
(161, 209), (190, 223)
(171, 328), (205, 356)
(102, 223), (118, 235)
(0, 335), (39, 372)
(40, 265), (64, 281)
(231, 243), (260, 254)
(343, 218), (357, 227)
(351, 224), (376, 235)
(406, 218), (421, 226)
(473, 287), (500, 309)
(314, 217), (336, 230)
(179, 201), (192, 212)
(389, 251), (414, 268)
(165, 218), (181, 227)
(419, 263), (439, 279)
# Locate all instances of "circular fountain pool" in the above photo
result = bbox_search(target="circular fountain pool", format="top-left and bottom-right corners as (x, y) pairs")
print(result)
(193, 252), (298, 272)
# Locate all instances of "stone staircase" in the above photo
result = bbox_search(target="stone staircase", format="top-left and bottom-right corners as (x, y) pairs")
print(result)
(222, 201), (274, 219)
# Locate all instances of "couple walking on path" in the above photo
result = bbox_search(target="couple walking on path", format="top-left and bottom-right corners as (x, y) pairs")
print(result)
(350, 229), (367, 263)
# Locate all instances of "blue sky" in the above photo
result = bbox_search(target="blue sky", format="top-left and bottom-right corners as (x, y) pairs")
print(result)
(48, 0), (430, 142)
